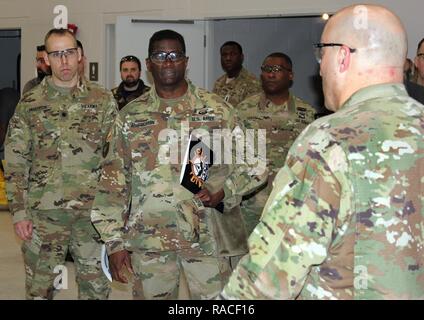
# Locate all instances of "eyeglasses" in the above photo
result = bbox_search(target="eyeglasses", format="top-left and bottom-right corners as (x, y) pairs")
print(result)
(150, 51), (186, 63)
(313, 43), (357, 63)
(261, 65), (292, 73)
(47, 47), (78, 60)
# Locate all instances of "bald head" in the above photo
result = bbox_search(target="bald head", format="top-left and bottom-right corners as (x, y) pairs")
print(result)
(324, 5), (407, 68)
(319, 5), (407, 110)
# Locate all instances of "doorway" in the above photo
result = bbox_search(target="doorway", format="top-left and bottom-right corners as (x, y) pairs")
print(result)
(0, 29), (21, 160)
(0, 29), (21, 93)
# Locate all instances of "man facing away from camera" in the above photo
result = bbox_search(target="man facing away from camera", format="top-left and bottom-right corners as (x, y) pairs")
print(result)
(219, 4), (423, 300)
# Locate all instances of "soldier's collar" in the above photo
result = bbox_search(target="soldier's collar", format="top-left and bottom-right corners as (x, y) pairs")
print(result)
(224, 67), (247, 82)
(151, 78), (196, 98)
(43, 76), (89, 99)
(341, 83), (408, 110)
(259, 91), (295, 112)
(46, 77), (72, 95)
(73, 77), (90, 98)
(235, 67), (248, 80)
(149, 78), (196, 109)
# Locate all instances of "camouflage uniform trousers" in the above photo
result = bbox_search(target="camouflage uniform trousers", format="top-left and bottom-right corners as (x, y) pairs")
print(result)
(22, 209), (110, 299)
(131, 249), (232, 300)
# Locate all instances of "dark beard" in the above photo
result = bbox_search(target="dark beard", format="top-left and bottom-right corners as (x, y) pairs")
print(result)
(123, 78), (139, 88)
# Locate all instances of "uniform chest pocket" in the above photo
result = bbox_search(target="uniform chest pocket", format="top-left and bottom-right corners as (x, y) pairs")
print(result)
(77, 107), (101, 144)
(129, 123), (162, 171)
(29, 109), (61, 155)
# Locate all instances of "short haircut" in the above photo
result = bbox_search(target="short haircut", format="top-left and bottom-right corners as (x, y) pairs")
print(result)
(220, 41), (243, 54)
(44, 28), (77, 51)
(417, 38), (424, 53)
(148, 29), (186, 57)
(76, 40), (84, 56)
(36, 45), (45, 52)
(119, 55), (141, 70)
(265, 52), (293, 70)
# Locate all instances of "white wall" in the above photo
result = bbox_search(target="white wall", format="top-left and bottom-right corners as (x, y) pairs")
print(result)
(0, 0), (422, 91)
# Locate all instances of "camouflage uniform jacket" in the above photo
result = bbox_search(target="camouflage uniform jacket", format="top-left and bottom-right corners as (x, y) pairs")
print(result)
(91, 80), (267, 256)
(220, 84), (424, 299)
(111, 79), (150, 110)
(212, 67), (261, 107)
(23, 77), (42, 95)
(238, 91), (316, 183)
(5, 76), (118, 223)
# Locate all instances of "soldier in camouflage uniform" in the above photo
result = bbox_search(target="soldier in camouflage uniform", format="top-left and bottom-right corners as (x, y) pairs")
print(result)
(4, 29), (117, 299)
(91, 30), (266, 299)
(213, 41), (261, 107)
(219, 5), (423, 300)
(238, 52), (316, 235)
